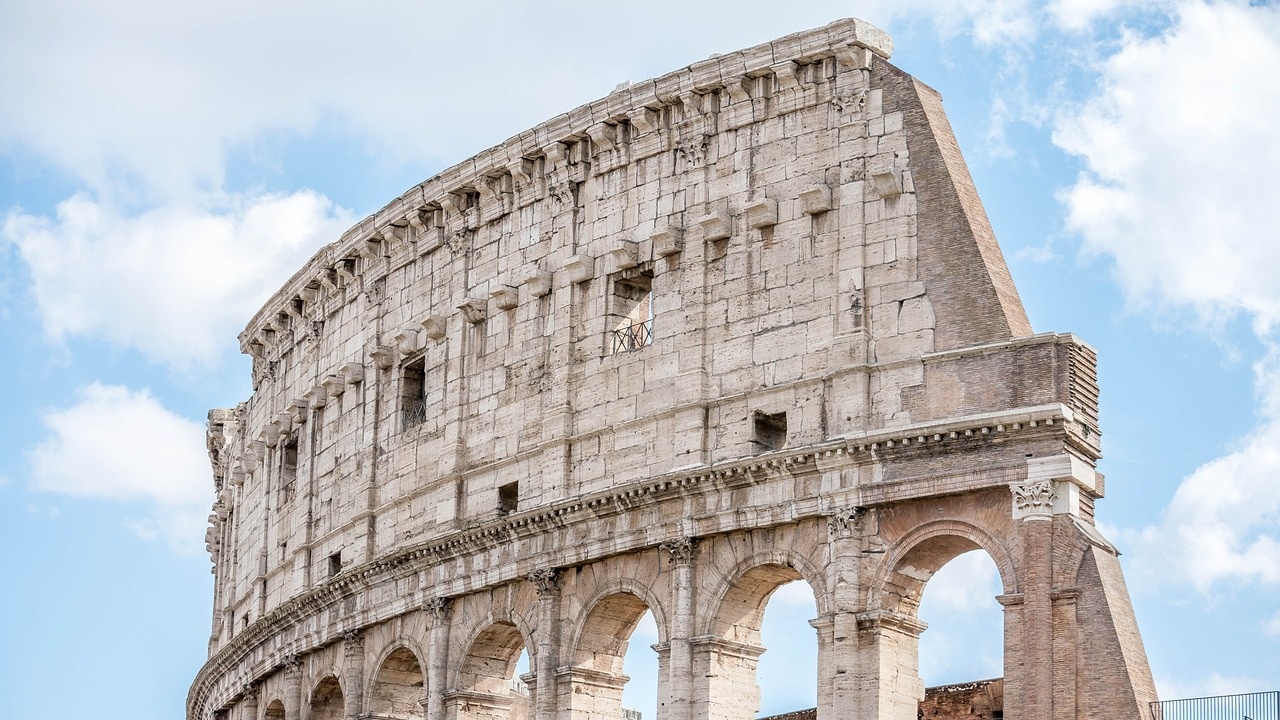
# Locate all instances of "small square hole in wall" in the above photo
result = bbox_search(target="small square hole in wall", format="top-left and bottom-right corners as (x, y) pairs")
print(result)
(327, 552), (342, 578)
(753, 411), (788, 453)
(498, 481), (519, 514)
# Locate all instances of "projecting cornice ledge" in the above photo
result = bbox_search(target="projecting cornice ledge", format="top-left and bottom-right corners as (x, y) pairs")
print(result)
(188, 401), (1083, 719)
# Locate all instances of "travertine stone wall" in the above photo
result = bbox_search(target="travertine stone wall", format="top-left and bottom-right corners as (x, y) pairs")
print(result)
(192, 17), (1157, 720)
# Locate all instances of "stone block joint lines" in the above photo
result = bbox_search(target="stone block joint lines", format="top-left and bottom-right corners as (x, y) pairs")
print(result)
(192, 17), (1157, 720)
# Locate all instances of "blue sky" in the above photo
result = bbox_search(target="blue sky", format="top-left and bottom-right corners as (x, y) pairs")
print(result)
(1, 1), (1278, 718)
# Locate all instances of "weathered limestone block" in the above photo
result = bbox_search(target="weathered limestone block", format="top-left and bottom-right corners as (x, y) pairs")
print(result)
(193, 17), (1155, 720)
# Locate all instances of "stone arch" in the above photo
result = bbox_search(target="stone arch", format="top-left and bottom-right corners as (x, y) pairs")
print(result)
(567, 576), (670, 653)
(450, 619), (533, 720)
(701, 547), (829, 641)
(263, 699), (284, 720)
(307, 675), (344, 720)
(871, 518), (1018, 616)
(367, 642), (428, 719)
(563, 589), (660, 720)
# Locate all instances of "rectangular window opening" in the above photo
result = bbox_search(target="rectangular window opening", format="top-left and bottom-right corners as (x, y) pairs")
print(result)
(280, 438), (298, 504)
(753, 411), (788, 453)
(327, 552), (342, 578)
(609, 267), (654, 354)
(400, 357), (427, 432)
(498, 481), (520, 515)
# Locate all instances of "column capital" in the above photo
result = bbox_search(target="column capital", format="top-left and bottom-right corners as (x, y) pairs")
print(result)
(1011, 480), (1057, 521)
(241, 682), (260, 704)
(660, 536), (699, 564)
(528, 568), (562, 597)
(423, 596), (452, 622)
(826, 506), (866, 538)
(283, 654), (303, 677)
(343, 628), (364, 656)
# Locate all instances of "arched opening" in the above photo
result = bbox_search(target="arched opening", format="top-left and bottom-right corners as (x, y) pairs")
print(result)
(621, 610), (659, 720)
(264, 699), (284, 720)
(756, 581), (818, 717)
(568, 592), (659, 720)
(369, 646), (426, 719)
(880, 534), (1009, 720)
(455, 622), (530, 720)
(309, 676), (344, 720)
(705, 563), (819, 720)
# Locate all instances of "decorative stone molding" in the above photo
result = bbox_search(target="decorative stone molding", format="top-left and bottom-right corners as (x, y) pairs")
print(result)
(660, 536), (699, 565)
(370, 346), (395, 370)
(562, 255), (594, 284)
(772, 61), (801, 91)
(1011, 480), (1057, 521)
(826, 506), (865, 538)
(321, 374), (345, 397)
(832, 89), (868, 115)
(524, 270), (553, 298)
(508, 158), (534, 188)
(745, 198), (778, 229)
(628, 106), (659, 134)
(697, 211), (732, 242)
(798, 184), (833, 215)
(394, 329), (419, 356)
(651, 225), (685, 258)
(341, 362), (365, 385)
(604, 242), (638, 273)
(870, 170), (903, 198)
(423, 597), (451, 622)
(457, 297), (488, 324)
(490, 285), (519, 310)
(527, 568), (561, 597)
(342, 628), (364, 657)
(421, 314), (447, 340)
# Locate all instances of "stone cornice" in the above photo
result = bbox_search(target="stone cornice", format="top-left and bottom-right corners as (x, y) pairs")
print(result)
(187, 402), (1074, 718)
(238, 17), (891, 354)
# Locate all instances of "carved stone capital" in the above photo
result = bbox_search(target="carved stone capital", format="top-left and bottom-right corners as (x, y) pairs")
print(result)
(241, 682), (259, 704)
(343, 628), (364, 656)
(1011, 480), (1057, 520)
(283, 655), (303, 678)
(423, 597), (452, 622)
(660, 536), (699, 565)
(527, 568), (561, 597)
(827, 506), (866, 538)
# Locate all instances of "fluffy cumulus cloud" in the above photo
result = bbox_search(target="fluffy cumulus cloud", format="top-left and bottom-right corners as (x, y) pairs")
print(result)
(1055, 0), (1280, 332)
(1055, 0), (1280, 592)
(27, 382), (212, 550)
(3, 191), (352, 367)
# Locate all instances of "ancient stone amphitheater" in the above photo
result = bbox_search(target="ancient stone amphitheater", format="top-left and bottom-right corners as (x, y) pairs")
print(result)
(193, 18), (1158, 720)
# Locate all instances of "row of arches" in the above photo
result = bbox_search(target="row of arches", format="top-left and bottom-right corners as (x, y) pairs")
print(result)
(241, 514), (1014, 720)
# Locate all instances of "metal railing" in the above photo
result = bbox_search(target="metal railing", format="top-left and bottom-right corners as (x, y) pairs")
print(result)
(1151, 691), (1279, 720)
(401, 398), (427, 432)
(610, 318), (653, 354)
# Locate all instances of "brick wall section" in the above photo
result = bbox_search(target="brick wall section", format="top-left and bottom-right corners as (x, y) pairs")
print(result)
(876, 62), (1033, 351)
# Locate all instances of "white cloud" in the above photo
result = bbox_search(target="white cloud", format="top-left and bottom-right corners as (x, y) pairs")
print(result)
(1055, 0), (1280, 332)
(1047, 0), (1169, 30)
(1265, 611), (1280, 637)
(1128, 351), (1280, 590)
(28, 382), (212, 551)
(922, 549), (1003, 611)
(0, 0), (1045, 205)
(3, 191), (352, 368)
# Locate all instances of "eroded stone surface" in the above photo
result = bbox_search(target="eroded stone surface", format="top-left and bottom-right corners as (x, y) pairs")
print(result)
(192, 18), (1155, 720)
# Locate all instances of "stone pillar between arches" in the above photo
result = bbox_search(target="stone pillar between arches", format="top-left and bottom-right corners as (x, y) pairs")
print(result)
(283, 657), (303, 720)
(425, 599), (452, 720)
(690, 636), (766, 720)
(558, 667), (629, 720)
(661, 537), (697, 720)
(808, 616), (834, 720)
(848, 610), (926, 720)
(343, 630), (365, 720)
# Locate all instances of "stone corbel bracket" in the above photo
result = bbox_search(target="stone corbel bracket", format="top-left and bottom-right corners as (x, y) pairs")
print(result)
(394, 329), (420, 356)
(421, 315), (447, 340)
(457, 297), (488, 324)
(603, 242), (639, 274)
(798, 184), (833, 215)
(651, 225), (685, 258)
(697, 211), (733, 242)
(562, 255), (594, 285)
(744, 198), (778, 229)
(340, 362), (365, 385)
(490, 285), (519, 311)
(524, 270), (553, 299)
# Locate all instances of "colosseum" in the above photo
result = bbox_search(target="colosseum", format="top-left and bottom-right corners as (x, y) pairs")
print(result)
(192, 17), (1159, 720)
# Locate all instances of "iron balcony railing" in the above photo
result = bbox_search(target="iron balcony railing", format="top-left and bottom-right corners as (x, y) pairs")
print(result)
(1151, 690), (1279, 720)
(610, 318), (653, 354)
(401, 398), (427, 432)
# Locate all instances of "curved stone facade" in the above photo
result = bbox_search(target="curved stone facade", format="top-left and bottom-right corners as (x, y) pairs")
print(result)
(193, 18), (1157, 720)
